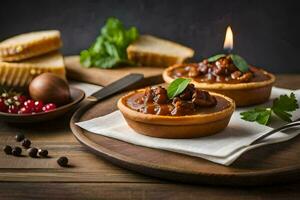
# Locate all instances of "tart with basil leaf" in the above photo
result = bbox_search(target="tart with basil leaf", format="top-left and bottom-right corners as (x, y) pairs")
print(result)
(163, 54), (275, 106)
(118, 78), (235, 138)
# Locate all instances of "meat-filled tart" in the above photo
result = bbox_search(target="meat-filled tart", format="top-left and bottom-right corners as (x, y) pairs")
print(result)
(118, 79), (235, 138)
(163, 54), (275, 106)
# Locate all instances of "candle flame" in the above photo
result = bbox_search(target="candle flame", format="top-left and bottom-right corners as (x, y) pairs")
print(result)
(223, 26), (233, 51)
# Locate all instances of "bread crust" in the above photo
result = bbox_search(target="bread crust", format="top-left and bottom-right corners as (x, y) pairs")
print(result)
(0, 52), (65, 87)
(0, 30), (62, 61)
(127, 35), (194, 67)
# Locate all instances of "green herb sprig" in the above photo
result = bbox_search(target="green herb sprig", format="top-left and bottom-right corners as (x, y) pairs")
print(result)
(207, 54), (249, 73)
(167, 78), (191, 99)
(241, 93), (299, 125)
(80, 17), (139, 69)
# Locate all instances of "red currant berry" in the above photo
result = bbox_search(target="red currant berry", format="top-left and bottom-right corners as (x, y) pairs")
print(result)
(8, 105), (18, 114)
(24, 100), (35, 110)
(42, 103), (57, 112)
(34, 101), (44, 113)
(0, 98), (8, 112)
(18, 106), (32, 114)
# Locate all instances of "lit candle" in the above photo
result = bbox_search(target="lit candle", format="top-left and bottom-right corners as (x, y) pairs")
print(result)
(223, 26), (233, 53)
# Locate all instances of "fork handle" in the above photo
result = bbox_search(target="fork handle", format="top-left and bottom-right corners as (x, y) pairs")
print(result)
(250, 121), (300, 145)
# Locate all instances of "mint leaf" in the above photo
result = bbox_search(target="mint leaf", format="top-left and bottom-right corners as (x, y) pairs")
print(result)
(240, 108), (272, 125)
(80, 17), (139, 68)
(167, 78), (191, 99)
(230, 54), (249, 73)
(207, 54), (226, 62)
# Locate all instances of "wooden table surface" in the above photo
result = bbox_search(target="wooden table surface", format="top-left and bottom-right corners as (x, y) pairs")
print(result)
(0, 74), (300, 200)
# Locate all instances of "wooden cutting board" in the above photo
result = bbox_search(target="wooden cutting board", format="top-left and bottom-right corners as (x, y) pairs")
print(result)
(64, 56), (164, 86)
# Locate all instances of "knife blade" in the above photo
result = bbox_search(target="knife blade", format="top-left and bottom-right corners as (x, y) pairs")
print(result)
(87, 73), (144, 102)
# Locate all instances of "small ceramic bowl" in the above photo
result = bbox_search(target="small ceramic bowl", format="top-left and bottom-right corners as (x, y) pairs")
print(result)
(0, 87), (85, 123)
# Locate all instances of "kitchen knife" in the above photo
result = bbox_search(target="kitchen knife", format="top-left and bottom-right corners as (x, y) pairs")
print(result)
(87, 73), (144, 102)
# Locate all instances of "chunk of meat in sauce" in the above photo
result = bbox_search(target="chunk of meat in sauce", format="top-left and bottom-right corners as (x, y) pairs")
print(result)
(142, 86), (168, 104)
(155, 105), (172, 115)
(192, 90), (217, 107)
(179, 84), (195, 100)
(153, 86), (168, 104)
(142, 87), (154, 103)
(140, 104), (156, 114)
(172, 56), (259, 83)
(136, 84), (217, 116)
(171, 100), (195, 116)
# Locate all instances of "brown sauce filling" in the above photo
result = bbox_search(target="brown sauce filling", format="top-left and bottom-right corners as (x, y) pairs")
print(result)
(125, 84), (231, 116)
(170, 56), (270, 84)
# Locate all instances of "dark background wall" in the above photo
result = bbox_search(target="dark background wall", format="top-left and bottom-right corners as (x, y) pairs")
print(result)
(0, 0), (299, 73)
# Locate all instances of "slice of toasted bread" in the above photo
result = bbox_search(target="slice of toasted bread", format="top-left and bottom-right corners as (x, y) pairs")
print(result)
(0, 51), (65, 88)
(0, 30), (62, 61)
(127, 35), (194, 67)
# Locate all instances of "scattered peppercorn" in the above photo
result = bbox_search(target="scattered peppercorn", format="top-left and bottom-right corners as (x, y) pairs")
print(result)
(21, 139), (31, 148)
(12, 147), (22, 156)
(3, 145), (12, 155)
(27, 147), (38, 158)
(38, 149), (48, 157)
(15, 133), (25, 142)
(57, 156), (68, 167)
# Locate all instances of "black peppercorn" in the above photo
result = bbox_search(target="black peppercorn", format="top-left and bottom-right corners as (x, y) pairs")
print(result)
(21, 139), (31, 148)
(15, 133), (25, 142)
(3, 145), (12, 155)
(12, 147), (22, 156)
(38, 149), (48, 157)
(27, 147), (38, 158)
(57, 156), (68, 167)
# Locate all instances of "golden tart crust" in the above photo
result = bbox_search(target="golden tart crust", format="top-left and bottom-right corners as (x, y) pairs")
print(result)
(163, 64), (276, 106)
(118, 89), (235, 139)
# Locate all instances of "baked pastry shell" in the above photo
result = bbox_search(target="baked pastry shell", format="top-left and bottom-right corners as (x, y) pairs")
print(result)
(117, 90), (235, 139)
(163, 64), (276, 107)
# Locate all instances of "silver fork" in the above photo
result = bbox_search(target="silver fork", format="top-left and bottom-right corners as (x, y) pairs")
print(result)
(250, 118), (300, 145)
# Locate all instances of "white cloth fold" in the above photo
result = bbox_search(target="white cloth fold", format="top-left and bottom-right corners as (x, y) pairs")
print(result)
(76, 87), (300, 165)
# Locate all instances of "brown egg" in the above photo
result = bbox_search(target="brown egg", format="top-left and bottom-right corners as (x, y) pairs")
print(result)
(29, 73), (71, 106)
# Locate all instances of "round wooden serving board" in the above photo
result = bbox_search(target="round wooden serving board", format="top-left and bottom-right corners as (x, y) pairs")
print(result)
(70, 92), (300, 186)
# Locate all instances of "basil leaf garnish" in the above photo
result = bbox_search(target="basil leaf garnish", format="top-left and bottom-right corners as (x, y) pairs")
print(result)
(230, 54), (249, 72)
(207, 54), (226, 62)
(167, 78), (191, 99)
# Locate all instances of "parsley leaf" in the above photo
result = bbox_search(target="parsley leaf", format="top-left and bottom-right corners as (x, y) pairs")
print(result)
(167, 78), (191, 99)
(272, 93), (299, 112)
(241, 108), (272, 125)
(240, 93), (299, 125)
(272, 93), (299, 122)
(272, 108), (292, 122)
(80, 17), (139, 69)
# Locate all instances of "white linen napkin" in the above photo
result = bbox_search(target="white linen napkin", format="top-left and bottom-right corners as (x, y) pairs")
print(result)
(75, 87), (300, 166)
